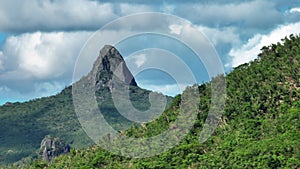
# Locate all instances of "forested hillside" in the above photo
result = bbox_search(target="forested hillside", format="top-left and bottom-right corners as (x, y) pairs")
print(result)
(2, 34), (300, 168)
(24, 34), (300, 169)
(0, 45), (165, 166)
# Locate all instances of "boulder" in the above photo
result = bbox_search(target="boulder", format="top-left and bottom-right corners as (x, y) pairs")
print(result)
(39, 136), (70, 161)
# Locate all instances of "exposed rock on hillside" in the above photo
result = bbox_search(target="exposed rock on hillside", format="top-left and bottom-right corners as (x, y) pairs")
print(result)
(40, 136), (70, 161)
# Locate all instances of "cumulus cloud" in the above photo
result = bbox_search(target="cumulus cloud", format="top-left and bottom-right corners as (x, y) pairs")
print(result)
(0, 0), (116, 32)
(0, 31), (92, 79)
(197, 26), (240, 46)
(0, 31), (92, 101)
(0, 0), (156, 33)
(229, 22), (300, 67)
(290, 7), (300, 13)
(196, 26), (241, 70)
(0, 0), (299, 36)
(175, 0), (283, 32)
(138, 83), (188, 97)
(118, 3), (154, 15)
(169, 24), (183, 35)
(125, 53), (147, 68)
(34, 81), (65, 96)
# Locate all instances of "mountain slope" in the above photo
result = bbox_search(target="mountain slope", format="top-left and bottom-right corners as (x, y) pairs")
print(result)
(0, 45), (169, 165)
(27, 34), (300, 168)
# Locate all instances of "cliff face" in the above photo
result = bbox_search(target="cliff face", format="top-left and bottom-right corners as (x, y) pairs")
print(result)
(90, 45), (137, 90)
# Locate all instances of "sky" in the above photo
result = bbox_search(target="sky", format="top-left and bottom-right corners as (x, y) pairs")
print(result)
(0, 0), (300, 105)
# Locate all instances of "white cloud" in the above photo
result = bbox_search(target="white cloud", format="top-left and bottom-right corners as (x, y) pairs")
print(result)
(125, 53), (147, 68)
(138, 83), (188, 96)
(176, 0), (282, 29)
(0, 0), (165, 33)
(197, 26), (240, 46)
(169, 24), (183, 35)
(119, 3), (154, 15)
(0, 31), (92, 79)
(197, 26), (241, 71)
(290, 7), (300, 13)
(34, 81), (65, 96)
(0, 31), (94, 102)
(229, 22), (300, 67)
(0, 0), (156, 32)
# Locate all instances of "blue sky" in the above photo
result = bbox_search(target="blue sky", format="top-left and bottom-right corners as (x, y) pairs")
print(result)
(0, 0), (300, 105)
(0, 33), (6, 44)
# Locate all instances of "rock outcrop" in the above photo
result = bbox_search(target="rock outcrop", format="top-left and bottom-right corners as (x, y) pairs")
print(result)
(40, 136), (70, 161)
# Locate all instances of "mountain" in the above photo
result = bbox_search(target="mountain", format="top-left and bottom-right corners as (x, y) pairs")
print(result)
(91, 44), (137, 87)
(23, 34), (300, 168)
(0, 45), (169, 165)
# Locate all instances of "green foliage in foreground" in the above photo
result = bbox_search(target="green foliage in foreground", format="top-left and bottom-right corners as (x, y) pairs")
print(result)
(3, 34), (300, 168)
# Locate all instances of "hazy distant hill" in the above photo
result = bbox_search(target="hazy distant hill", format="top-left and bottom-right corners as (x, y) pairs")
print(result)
(23, 35), (300, 169)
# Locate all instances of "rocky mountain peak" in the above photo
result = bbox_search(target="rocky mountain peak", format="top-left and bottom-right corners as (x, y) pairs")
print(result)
(90, 45), (137, 89)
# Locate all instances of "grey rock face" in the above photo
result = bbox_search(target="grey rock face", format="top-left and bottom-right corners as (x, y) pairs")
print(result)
(90, 45), (137, 89)
(40, 136), (70, 161)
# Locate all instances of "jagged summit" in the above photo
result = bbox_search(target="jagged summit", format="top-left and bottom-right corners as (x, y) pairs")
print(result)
(99, 45), (121, 59)
(90, 45), (137, 88)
